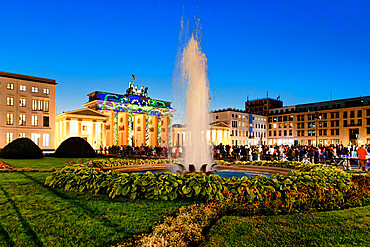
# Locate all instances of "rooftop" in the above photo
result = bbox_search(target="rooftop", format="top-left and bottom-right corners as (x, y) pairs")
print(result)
(0, 71), (57, 85)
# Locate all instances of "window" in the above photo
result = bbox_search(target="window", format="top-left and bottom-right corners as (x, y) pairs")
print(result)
(82, 125), (87, 131)
(343, 120), (347, 127)
(32, 115), (38, 126)
(350, 119), (355, 126)
(358, 110), (362, 118)
(19, 98), (26, 107)
(279, 130), (281, 136)
(274, 131), (276, 136)
(331, 121), (335, 127)
(6, 113), (13, 125)
(232, 121), (237, 127)
(19, 133), (25, 138)
(336, 129), (339, 135)
(44, 101), (49, 111)
(20, 85), (26, 91)
(367, 109), (370, 116)
(6, 97), (14, 106)
(269, 131), (271, 136)
(367, 118), (370, 125)
(32, 100), (37, 111)
(19, 114), (26, 126)
(350, 111), (355, 118)
(32, 87), (38, 93)
(43, 116), (49, 127)
(6, 133), (13, 144)
(284, 130), (287, 136)
(368, 128), (370, 135)
(278, 116), (282, 122)
(43, 134), (49, 147)
(283, 116), (287, 121)
(31, 133), (40, 145)
(343, 111), (348, 118)
(358, 119), (362, 126)
(322, 113), (327, 119)
(43, 88), (50, 94)
(215, 116), (218, 119)
(336, 112), (339, 118)
(38, 101), (43, 111)
(7, 83), (14, 90)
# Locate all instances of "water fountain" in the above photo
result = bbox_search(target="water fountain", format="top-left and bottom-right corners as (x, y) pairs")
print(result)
(175, 35), (215, 174)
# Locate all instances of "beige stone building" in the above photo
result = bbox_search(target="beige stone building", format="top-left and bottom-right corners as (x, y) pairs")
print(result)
(267, 96), (370, 146)
(267, 106), (296, 145)
(0, 71), (56, 150)
(55, 108), (108, 149)
(172, 121), (231, 147)
(211, 109), (267, 146)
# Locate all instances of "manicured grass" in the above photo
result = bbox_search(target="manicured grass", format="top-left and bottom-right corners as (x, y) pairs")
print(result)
(0, 156), (110, 169)
(202, 206), (370, 246)
(0, 172), (193, 246)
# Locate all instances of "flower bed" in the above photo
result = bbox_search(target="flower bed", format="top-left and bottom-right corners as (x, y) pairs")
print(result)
(45, 160), (370, 214)
(65, 158), (172, 168)
(0, 161), (13, 170)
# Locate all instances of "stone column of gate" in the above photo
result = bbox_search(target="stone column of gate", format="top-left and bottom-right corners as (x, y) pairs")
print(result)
(113, 111), (119, 145)
(144, 111), (150, 146)
(127, 111), (133, 147)
(157, 115), (161, 147)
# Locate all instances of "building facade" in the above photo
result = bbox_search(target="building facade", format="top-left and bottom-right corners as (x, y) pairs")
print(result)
(267, 106), (296, 145)
(55, 108), (109, 149)
(172, 121), (231, 147)
(211, 109), (267, 146)
(267, 96), (370, 146)
(0, 71), (56, 150)
(245, 97), (283, 115)
(55, 80), (175, 149)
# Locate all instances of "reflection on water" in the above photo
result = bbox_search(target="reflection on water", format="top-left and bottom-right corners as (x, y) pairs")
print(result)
(133, 169), (271, 178)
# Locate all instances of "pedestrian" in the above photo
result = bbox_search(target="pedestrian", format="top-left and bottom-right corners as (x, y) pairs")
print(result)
(356, 145), (368, 171)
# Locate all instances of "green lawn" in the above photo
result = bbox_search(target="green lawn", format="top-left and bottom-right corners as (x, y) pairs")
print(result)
(202, 206), (370, 246)
(0, 157), (110, 169)
(0, 172), (193, 246)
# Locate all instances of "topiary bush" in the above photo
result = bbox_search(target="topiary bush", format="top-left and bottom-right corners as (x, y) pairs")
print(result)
(0, 138), (43, 159)
(54, 137), (96, 158)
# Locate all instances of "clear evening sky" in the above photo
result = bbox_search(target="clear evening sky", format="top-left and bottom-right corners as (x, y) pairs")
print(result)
(1, 0), (369, 120)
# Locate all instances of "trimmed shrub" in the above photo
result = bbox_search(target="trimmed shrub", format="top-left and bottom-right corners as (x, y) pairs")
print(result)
(54, 137), (96, 158)
(0, 138), (43, 159)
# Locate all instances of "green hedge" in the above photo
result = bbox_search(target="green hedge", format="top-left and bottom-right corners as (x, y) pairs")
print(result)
(44, 161), (368, 214)
(54, 137), (96, 158)
(0, 138), (43, 159)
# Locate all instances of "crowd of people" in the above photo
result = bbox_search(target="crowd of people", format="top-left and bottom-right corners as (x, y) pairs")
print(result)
(98, 145), (168, 158)
(213, 143), (370, 170)
(97, 143), (370, 171)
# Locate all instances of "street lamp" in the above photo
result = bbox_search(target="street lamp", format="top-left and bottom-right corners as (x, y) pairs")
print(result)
(315, 112), (321, 147)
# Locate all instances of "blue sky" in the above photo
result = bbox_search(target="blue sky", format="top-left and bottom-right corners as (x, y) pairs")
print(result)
(1, 0), (369, 120)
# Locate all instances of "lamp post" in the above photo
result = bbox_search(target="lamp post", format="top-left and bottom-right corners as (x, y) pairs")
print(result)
(315, 112), (321, 147)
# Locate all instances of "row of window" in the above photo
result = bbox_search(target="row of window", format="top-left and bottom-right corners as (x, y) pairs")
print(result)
(6, 133), (49, 146)
(6, 114), (49, 127)
(6, 83), (50, 94)
(231, 130), (266, 138)
(231, 120), (266, 129)
(269, 109), (370, 123)
(269, 130), (294, 137)
(214, 115), (266, 121)
(269, 129), (340, 137)
(270, 123), (294, 129)
(6, 97), (49, 111)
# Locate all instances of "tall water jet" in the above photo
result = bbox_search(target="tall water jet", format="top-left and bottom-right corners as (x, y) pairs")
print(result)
(179, 35), (212, 172)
